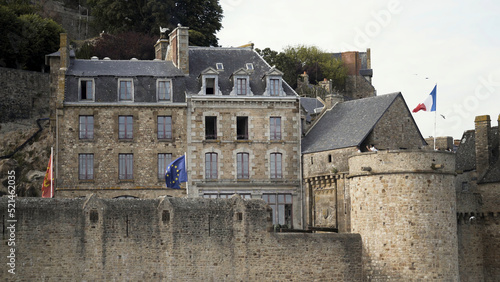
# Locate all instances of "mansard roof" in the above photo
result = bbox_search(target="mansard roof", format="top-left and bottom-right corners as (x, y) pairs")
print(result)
(66, 59), (185, 77)
(186, 47), (296, 96)
(301, 93), (401, 153)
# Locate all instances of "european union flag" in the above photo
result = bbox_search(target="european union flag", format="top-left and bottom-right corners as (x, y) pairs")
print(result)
(165, 155), (187, 189)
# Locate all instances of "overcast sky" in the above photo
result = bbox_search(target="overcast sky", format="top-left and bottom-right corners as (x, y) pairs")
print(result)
(216, 0), (500, 140)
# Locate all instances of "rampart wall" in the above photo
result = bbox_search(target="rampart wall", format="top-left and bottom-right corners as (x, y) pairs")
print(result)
(0, 196), (362, 281)
(0, 68), (50, 123)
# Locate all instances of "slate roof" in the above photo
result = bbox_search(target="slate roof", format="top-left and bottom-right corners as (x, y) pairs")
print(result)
(301, 93), (401, 153)
(455, 130), (476, 172)
(455, 127), (500, 183)
(300, 97), (324, 122)
(186, 47), (296, 96)
(66, 59), (185, 77)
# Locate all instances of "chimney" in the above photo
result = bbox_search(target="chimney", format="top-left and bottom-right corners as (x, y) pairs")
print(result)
(154, 28), (169, 60)
(57, 33), (69, 109)
(475, 115), (491, 178)
(366, 48), (371, 69)
(325, 93), (344, 109)
(166, 26), (189, 74)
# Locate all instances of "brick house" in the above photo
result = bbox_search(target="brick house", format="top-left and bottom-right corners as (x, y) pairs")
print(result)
(47, 27), (303, 228)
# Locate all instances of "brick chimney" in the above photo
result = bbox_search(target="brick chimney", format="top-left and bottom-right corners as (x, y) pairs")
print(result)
(166, 26), (189, 74)
(475, 115), (491, 178)
(154, 29), (169, 60)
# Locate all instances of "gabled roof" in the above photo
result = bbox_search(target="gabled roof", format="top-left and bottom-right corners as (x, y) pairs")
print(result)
(66, 59), (185, 77)
(300, 97), (324, 123)
(186, 47), (296, 96)
(301, 93), (401, 153)
(455, 130), (476, 172)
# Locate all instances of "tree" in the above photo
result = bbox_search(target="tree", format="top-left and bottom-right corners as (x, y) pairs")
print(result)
(257, 45), (347, 93)
(0, 3), (64, 71)
(87, 0), (223, 46)
(82, 32), (157, 60)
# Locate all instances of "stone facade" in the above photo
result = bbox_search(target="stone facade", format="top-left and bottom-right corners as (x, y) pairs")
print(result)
(0, 67), (50, 122)
(349, 150), (459, 281)
(0, 196), (363, 281)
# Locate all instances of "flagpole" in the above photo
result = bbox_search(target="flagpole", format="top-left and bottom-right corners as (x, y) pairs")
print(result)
(184, 152), (189, 196)
(433, 83), (437, 150)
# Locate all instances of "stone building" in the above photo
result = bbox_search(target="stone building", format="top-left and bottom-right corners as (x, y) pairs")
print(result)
(455, 114), (500, 280)
(47, 27), (302, 227)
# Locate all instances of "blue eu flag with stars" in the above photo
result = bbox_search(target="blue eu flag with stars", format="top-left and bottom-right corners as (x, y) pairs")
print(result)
(165, 155), (187, 189)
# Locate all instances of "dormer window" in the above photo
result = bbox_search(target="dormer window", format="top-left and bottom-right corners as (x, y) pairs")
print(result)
(263, 68), (284, 97)
(157, 79), (172, 101)
(230, 68), (252, 96)
(198, 67), (220, 96)
(216, 63), (224, 70)
(118, 78), (134, 101)
(79, 78), (94, 101)
(246, 63), (254, 70)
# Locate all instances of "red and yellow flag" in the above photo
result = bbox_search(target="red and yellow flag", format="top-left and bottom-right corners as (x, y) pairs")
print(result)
(42, 149), (54, 198)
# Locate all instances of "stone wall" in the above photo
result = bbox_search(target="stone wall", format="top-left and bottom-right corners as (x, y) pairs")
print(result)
(55, 105), (187, 198)
(0, 68), (50, 122)
(348, 150), (459, 281)
(0, 196), (363, 281)
(344, 75), (375, 100)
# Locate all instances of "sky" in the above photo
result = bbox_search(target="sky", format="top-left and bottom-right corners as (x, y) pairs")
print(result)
(216, 0), (500, 140)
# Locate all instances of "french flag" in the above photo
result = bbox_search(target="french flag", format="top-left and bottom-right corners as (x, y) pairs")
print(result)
(412, 85), (437, 113)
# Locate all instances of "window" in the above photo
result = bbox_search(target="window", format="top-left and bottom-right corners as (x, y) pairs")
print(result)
(79, 115), (94, 139)
(118, 116), (133, 139)
(157, 80), (171, 101)
(157, 116), (172, 139)
(205, 116), (217, 140)
(237, 152), (249, 179)
(237, 116), (248, 140)
(216, 63), (224, 70)
(204, 193), (251, 199)
(236, 78), (247, 95)
(269, 79), (280, 96)
(158, 153), (172, 179)
(205, 78), (215, 95)
(246, 63), (254, 70)
(119, 79), (133, 101)
(262, 193), (292, 227)
(119, 154), (133, 180)
(270, 117), (281, 140)
(79, 79), (93, 101)
(205, 153), (218, 179)
(79, 154), (94, 180)
(270, 153), (282, 179)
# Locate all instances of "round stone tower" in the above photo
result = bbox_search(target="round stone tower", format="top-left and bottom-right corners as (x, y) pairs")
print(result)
(348, 150), (458, 281)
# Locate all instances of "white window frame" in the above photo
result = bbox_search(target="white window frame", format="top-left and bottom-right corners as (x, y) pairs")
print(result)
(157, 79), (172, 102)
(118, 78), (134, 101)
(78, 78), (95, 101)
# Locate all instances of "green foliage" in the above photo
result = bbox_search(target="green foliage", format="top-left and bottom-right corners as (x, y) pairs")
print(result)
(81, 32), (156, 60)
(87, 0), (223, 46)
(0, 2), (64, 71)
(257, 45), (348, 95)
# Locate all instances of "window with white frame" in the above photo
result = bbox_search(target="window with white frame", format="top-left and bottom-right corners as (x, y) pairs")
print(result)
(158, 153), (172, 179)
(262, 193), (292, 227)
(79, 154), (94, 180)
(236, 78), (247, 95)
(119, 79), (133, 101)
(118, 115), (133, 139)
(269, 79), (280, 96)
(270, 117), (281, 140)
(79, 79), (94, 101)
(157, 116), (172, 139)
(79, 115), (94, 139)
(270, 153), (282, 179)
(205, 152), (218, 179)
(119, 153), (133, 180)
(205, 77), (215, 95)
(237, 152), (249, 179)
(157, 80), (171, 101)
